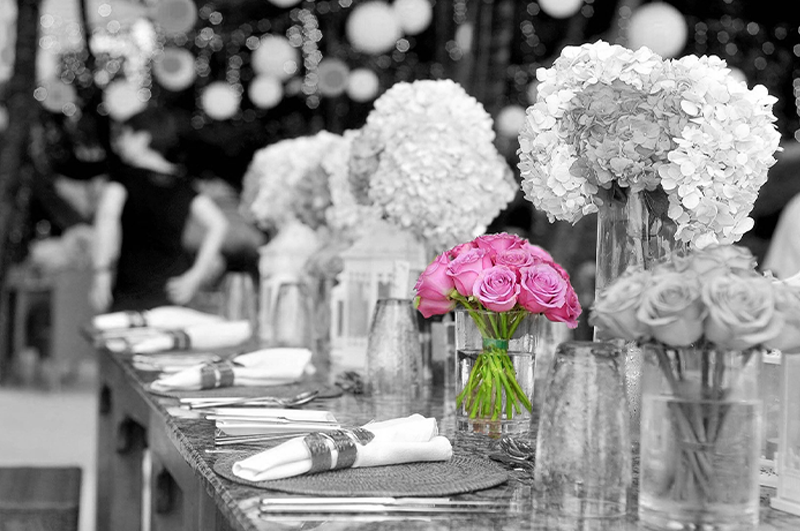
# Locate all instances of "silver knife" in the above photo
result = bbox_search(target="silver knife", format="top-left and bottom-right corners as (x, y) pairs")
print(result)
(260, 497), (504, 508)
(260, 505), (507, 514)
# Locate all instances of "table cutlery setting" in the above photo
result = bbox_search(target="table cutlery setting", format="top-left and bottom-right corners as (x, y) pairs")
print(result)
(258, 496), (510, 515)
(180, 389), (319, 409)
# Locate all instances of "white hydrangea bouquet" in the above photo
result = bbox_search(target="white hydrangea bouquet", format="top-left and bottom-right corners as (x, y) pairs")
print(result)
(350, 79), (518, 252)
(518, 40), (782, 248)
(242, 130), (344, 234)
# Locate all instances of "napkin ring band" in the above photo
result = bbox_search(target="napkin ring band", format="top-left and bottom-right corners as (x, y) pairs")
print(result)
(305, 433), (334, 474)
(167, 330), (192, 351)
(199, 361), (235, 389)
(125, 311), (147, 328)
(304, 428), (376, 473)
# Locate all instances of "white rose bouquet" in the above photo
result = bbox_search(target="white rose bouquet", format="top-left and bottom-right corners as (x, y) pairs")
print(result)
(590, 244), (800, 511)
(590, 245), (790, 349)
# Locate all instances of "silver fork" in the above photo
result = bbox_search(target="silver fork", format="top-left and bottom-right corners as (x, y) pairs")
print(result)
(182, 389), (319, 410)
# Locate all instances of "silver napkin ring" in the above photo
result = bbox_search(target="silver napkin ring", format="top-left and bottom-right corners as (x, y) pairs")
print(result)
(199, 361), (236, 389)
(304, 428), (376, 474)
(167, 330), (192, 350)
(125, 311), (147, 328)
(304, 433), (334, 474)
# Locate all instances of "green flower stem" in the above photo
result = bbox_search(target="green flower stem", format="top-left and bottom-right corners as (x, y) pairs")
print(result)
(450, 297), (534, 423)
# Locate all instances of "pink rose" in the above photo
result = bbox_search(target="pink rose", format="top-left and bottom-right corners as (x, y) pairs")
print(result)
(517, 263), (568, 314)
(447, 248), (493, 297)
(473, 265), (520, 312)
(636, 272), (705, 346)
(589, 269), (651, 341)
(414, 253), (456, 318)
(495, 249), (537, 278)
(545, 286), (582, 329)
(521, 242), (554, 263)
(474, 233), (524, 258)
(703, 273), (783, 350)
(448, 242), (478, 260)
(548, 260), (571, 281)
(415, 295), (457, 319)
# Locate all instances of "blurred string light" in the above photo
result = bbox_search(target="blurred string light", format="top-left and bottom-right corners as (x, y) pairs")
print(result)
(24, 0), (799, 138)
(33, 0), (439, 125)
(296, 7), (322, 109)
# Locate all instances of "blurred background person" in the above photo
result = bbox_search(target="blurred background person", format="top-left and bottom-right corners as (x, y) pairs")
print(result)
(90, 106), (228, 312)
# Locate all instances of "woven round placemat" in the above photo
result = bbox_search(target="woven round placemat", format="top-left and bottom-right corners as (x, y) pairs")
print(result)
(145, 382), (343, 400)
(213, 453), (509, 496)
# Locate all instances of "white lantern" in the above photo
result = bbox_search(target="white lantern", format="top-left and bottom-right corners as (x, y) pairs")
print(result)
(153, 47), (196, 92)
(627, 2), (688, 59)
(346, 1), (401, 55)
(538, 0), (583, 19)
(153, 0), (197, 36)
(495, 105), (527, 138)
(346, 68), (380, 102)
(729, 67), (748, 85)
(200, 82), (240, 121)
(329, 220), (429, 371)
(39, 79), (77, 113)
(248, 75), (283, 109)
(104, 79), (147, 121)
(392, 0), (433, 35)
(267, 0), (302, 7)
(772, 353), (800, 514)
(316, 58), (350, 97)
(251, 35), (299, 81)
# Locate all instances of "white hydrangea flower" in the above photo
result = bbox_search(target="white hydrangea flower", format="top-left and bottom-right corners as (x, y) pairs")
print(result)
(518, 40), (782, 249)
(241, 130), (342, 232)
(351, 79), (517, 251)
(323, 130), (382, 240)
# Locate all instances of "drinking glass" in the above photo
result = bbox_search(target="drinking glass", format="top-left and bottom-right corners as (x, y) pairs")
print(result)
(364, 298), (423, 399)
(534, 340), (632, 519)
(269, 281), (314, 349)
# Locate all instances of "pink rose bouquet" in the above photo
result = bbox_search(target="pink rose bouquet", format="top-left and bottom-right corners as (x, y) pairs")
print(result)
(414, 232), (581, 421)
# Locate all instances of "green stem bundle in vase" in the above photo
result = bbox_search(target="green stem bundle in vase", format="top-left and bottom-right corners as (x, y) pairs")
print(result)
(413, 233), (581, 434)
(455, 308), (532, 421)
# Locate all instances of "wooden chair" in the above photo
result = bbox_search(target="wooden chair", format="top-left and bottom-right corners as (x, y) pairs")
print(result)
(0, 466), (82, 531)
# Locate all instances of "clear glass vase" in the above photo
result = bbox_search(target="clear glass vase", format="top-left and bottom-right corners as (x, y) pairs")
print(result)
(364, 298), (423, 400)
(638, 342), (763, 531)
(595, 186), (689, 440)
(534, 341), (632, 518)
(454, 309), (557, 438)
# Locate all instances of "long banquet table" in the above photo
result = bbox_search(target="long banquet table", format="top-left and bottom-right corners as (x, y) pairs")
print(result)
(95, 346), (800, 531)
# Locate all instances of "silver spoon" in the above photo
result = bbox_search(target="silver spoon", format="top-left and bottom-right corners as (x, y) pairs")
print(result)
(185, 389), (319, 410)
(489, 437), (536, 472)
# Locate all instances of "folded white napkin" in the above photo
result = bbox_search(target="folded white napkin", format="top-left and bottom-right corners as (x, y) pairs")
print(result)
(130, 320), (252, 353)
(232, 414), (453, 482)
(149, 347), (313, 392)
(93, 306), (223, 331)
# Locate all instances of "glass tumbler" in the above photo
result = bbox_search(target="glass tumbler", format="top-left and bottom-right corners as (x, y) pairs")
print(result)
(364, 298), (423, 399)
(534, 340), (632, 519)
(269, 281), (314, 349)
